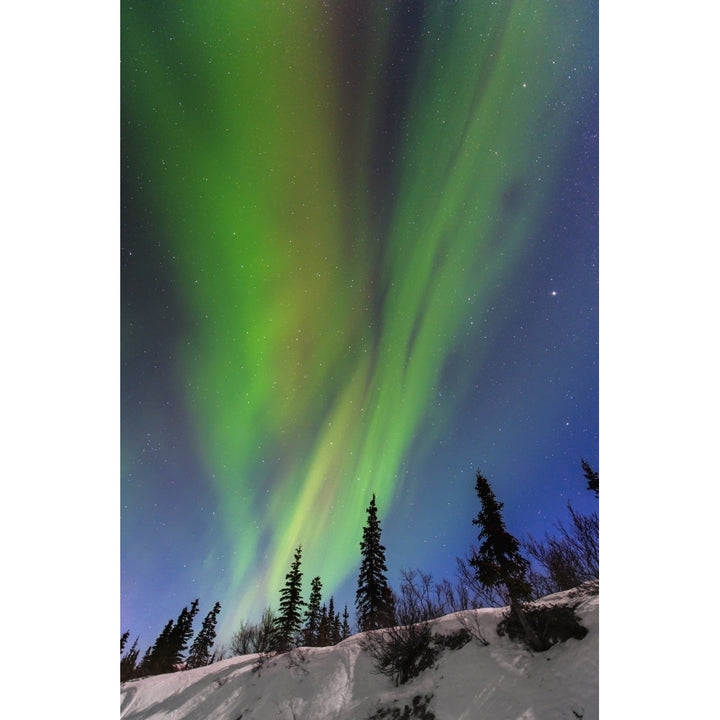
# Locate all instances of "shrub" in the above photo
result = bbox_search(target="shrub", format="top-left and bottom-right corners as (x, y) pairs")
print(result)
(363, 624), (475, 686)
(362, 622), (440, 687)
(432, 628), (472, 651)
(497, 603), (588, 652)
(251, 651), (275, 676)
(455, 611), (491, 647)
(366, 694), (436, 719)
(525, 504), (599, 597)
(230, 608), (277, 656)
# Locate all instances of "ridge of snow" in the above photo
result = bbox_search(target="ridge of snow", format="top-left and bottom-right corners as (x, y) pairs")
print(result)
(121, 586), (598, 720)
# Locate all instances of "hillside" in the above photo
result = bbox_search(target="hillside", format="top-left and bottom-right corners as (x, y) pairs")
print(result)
(120, 585), (598, 720)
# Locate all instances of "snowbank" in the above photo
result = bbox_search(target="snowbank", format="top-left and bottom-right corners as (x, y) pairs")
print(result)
(121, 587), (598, 720)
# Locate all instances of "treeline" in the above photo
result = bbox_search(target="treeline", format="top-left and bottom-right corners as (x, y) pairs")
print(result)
(121, 490), (394, 680)
(121, 459), (598, 682)
(121, 599), (222, 681)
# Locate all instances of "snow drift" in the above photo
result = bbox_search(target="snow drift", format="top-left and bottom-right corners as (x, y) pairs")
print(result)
(121, 585), (598, 720)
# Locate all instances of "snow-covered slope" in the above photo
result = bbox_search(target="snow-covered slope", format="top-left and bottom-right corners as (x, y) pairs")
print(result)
(120, 587), (598, 720)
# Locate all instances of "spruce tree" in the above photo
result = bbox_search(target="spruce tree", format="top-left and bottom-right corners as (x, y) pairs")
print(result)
(328, 596), (341, 645)
(273, 546), (306, 652)
(186, 601), (221, 669)
(470, 470), (540, 650)
(166, 598), (200, 669)
(140, 599), (200, 675)
(341, 605), (352, 640)
(139, 618), (174, 676)
(120, 636), (140, 682)
(355, 493), (395, 632)
(138, 643), (154, 677)
(581, 458), (599, 497)
(303, 576), (323, 647)
(470, 470), (532, 604)
(317, 603), (329, 646)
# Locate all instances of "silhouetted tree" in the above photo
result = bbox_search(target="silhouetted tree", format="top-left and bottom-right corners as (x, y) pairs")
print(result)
(317, 603), (329, 646)
(137, 599), (200, 675)
(120, 636), (140, 682)
(303, 576), (323, 647)
(470, 471), (532, 604)
(328, 596), (341, 644)
(356, 493), (395, 631)
(139, 618), (174, 676)
(315, 596), (341, 645)
(582, 459), (599, 497)
(186, 601), (221, 669)
(273, 546), (306, 652)
(166, 598), (200, 669)
(469, 470), (540, 650)
(121, 630), (130, 654)
(341, 605), (352, 640)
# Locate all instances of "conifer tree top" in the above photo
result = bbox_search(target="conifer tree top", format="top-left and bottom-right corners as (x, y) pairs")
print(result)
(470, 470), (532, 606)
(356, 493), (395, 632)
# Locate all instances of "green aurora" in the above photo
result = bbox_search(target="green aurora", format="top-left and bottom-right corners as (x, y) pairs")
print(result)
(122, 0), (597, 638)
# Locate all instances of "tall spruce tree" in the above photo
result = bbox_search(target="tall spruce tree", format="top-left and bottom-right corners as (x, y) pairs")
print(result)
(328, 596), (341, 644)
(317, 603), (330, 646)
(139, 618), (174, 676)
(355, 493), (395, 632)
(186, 601), (221, 669)
(316, 597), (341, 645)
(273, 546), (306, 652)
(166, 598), (200, 669)
(470, 470), (541, 650)
(303, 576), (323, 647)
(341, 605), (352, 640)
(470, 471), (532, 604)
(120, 636), (140, 682)
(140, 599), (200, 675)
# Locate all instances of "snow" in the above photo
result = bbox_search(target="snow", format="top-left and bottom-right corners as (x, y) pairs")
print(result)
(120, 586), (598, 720)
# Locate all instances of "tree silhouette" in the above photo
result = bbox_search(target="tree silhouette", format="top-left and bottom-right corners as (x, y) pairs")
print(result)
(139, 618), (174, 676)
(581, 459), (599, 497)
(328, 596), (341, 644)
(469, 470), (541, 650)
(341, 605), (352, 640)
(470, 471), (532, 603)
(120, 636), (140, 682)
(186, 601), (221, 669)
(166, 598), (200, 669)
(273, 546), (306, 652)
(303, 576), (323, 647)
(137, 599), (200, 675)
(355, 493), (395, 632)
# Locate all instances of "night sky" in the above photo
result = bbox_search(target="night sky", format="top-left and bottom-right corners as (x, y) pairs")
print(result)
(121, 0), (598, 651)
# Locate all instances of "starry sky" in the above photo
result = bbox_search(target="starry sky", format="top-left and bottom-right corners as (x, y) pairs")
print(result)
(121, 0), (598, 651)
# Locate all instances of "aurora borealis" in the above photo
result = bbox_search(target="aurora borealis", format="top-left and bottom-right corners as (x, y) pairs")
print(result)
(122, 0), (598, 650)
